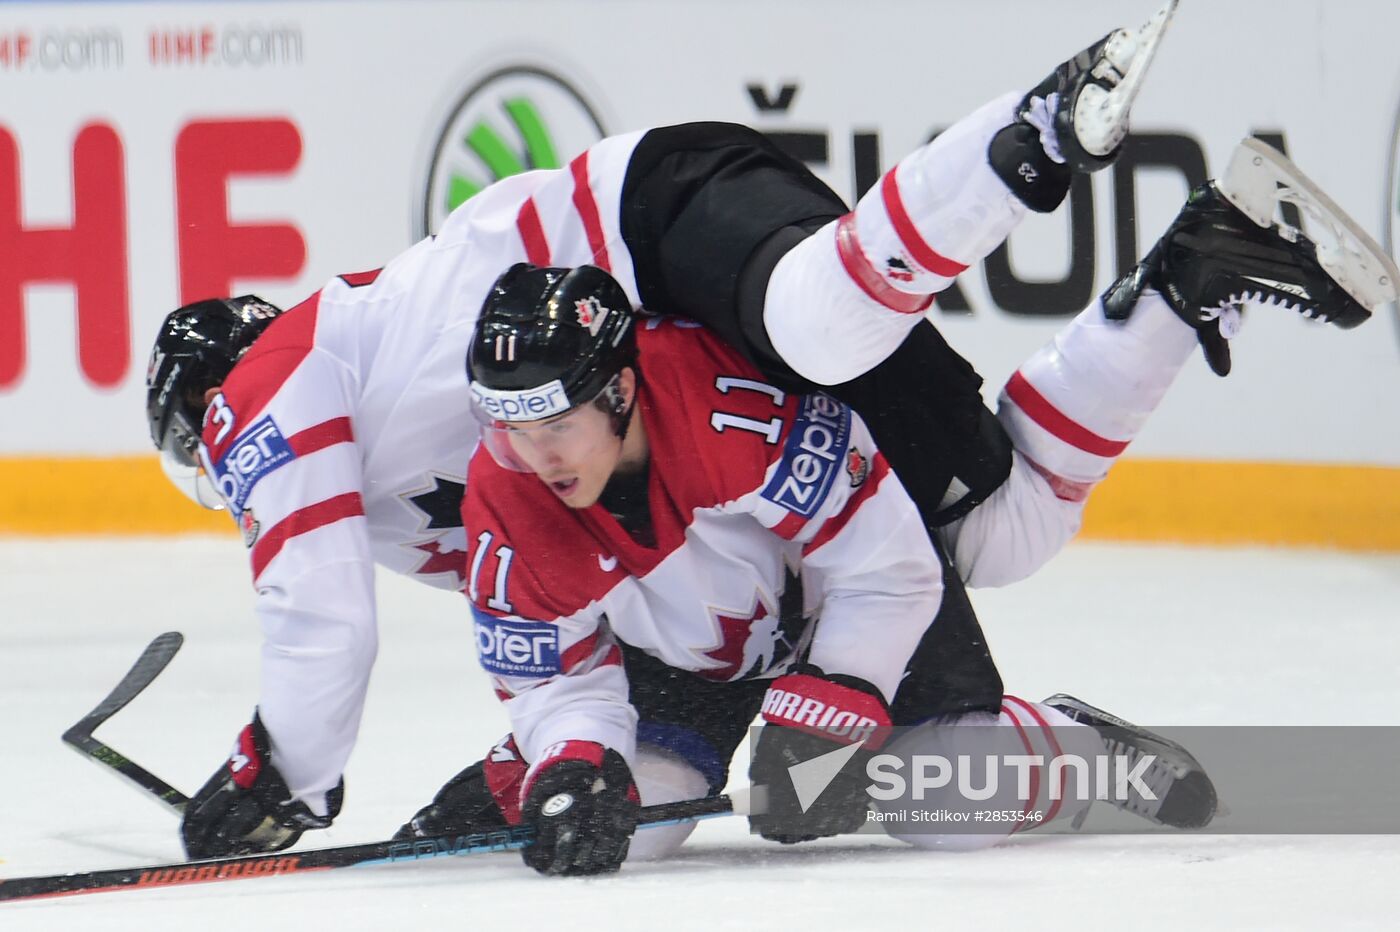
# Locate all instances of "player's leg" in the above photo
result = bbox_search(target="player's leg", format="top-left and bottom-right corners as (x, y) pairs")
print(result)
(393, 648), (764, 855)
(874, 698), (1101, 851)
(874, 692), (1217, 849)
(762, 1), (1180, 387)
(941, 138), (1398, 588)
(615, 644), (769, 861)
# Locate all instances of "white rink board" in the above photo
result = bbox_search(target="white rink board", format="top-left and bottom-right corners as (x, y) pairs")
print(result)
(0, 0), (1397, 464)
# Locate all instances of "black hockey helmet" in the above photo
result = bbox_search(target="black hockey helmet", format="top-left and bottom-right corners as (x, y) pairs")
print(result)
(467, 263), (637, 469)
(145, 295), (284, 504)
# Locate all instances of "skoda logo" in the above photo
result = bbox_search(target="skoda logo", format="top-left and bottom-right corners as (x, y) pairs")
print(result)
(419, 65), (607, 237)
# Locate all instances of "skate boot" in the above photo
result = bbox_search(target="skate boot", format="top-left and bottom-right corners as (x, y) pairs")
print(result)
(1103, 137), (1398, 375)
(1044, 694), (1218, 829)
(991, 0), (1179, 210)
(393, 760), (512, 840)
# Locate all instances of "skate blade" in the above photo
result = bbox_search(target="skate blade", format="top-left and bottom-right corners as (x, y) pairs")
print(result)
(1220, 137), (1400, 313)
(1073, 0), (1180, 157)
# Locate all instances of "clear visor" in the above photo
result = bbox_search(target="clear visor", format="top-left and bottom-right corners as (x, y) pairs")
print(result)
(158, 418), (225, 510)
(469, 380), (616, 475)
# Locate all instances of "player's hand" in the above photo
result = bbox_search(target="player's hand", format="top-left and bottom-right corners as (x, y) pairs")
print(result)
(520, 741), (639, 876)
(748, 667), (892, 844)
(181, 711), (342, 860)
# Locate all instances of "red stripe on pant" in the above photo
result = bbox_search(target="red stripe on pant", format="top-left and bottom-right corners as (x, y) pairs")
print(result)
(1005, 371), (1129, 457)
(834, 213), (933, 315)
(880, 169), (969, 278)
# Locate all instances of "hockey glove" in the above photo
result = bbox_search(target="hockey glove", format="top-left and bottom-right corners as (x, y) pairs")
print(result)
(181, 712), (343, 860)
(519, 741), (639, 876)
(394, 735), (526, 840)
(748, 667), (892, 844)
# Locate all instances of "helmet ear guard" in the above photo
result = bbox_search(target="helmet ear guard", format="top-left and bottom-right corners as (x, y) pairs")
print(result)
(145, 294), (285, 507)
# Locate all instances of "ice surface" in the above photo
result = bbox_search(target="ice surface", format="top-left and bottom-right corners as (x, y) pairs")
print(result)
(2, 537), (1398, 929)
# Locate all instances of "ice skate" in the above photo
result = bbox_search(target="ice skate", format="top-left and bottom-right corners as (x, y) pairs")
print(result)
(1020, 0), (1180, 172)
(1044, 694), (1218, 829)
(1103, 138), (1397, 375)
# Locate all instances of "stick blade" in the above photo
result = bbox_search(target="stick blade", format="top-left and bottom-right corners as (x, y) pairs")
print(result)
(63, 632), (184, 743)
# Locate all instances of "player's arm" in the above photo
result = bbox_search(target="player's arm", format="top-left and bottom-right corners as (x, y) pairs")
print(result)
(182, 331), (375, 859)
(743, 407), (944, 842)
(462, 465), (640, 875)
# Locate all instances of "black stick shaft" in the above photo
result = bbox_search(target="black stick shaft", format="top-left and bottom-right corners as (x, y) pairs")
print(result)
(0, 795), (737, 903)
(61, 632), (191, 814)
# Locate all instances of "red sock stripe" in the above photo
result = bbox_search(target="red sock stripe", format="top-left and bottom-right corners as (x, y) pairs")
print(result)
(834, 213), (933, 315)
(569, 151), (611, 272)
(516, 197), (551, 266)
(250, 492), (365, 580)
(287, 417), (354, 457)
(880, 169), (969, 278)
(1001, 702), (1042, 832)
(1003, 695), (1065, 825)
(1005, 371), (1130, 458)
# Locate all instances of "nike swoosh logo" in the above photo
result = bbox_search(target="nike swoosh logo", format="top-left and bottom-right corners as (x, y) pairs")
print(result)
(598, 554), (618, 572)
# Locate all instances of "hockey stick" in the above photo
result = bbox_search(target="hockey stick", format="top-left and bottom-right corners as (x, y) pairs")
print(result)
(61, 632), (190, 815)
(0, 793), (742, 903)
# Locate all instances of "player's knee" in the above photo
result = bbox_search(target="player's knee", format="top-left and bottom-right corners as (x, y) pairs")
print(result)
(625, 744), (711, 862)
(952, 450), (1083, 588)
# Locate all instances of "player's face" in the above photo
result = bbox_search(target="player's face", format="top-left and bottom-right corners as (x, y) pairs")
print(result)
(504, 402), (624, 508)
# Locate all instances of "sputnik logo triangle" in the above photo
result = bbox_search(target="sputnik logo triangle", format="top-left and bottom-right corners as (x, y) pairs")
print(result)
(787, 738), (866, 813)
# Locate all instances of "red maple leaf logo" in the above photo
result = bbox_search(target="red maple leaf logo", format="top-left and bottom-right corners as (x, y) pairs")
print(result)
(413, 540), (467, 589)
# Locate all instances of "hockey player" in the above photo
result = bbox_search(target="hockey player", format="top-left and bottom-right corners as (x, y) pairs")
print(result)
(450, 131), (1393, 873)
(145, 2), (1392, 861)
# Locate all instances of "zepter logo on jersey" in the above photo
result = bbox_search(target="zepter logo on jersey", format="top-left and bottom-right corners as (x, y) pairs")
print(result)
(418, 65), (608, 237)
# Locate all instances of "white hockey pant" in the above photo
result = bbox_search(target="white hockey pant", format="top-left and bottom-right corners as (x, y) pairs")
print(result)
(944, 291), (1198, 588)
(763, 90), (1030, 387)
(625, 743), (713, 861)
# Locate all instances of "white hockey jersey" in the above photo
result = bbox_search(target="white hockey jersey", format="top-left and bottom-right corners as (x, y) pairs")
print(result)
(197, 133), (661, 803)
(462, 320), (944, 766)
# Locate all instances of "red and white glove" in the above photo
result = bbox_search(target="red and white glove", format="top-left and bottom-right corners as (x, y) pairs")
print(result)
(519, 740), (640, 876)
(181, 711), (342, 860)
